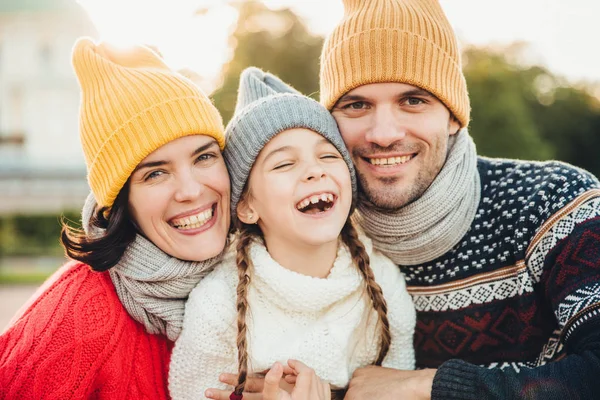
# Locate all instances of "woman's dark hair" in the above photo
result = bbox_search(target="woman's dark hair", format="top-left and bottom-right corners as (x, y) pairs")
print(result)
(60, 183), (136, 271)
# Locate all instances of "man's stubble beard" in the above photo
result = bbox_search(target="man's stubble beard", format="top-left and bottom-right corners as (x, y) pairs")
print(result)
(356, 163), (433, 210)
(355, 136), (449, 211)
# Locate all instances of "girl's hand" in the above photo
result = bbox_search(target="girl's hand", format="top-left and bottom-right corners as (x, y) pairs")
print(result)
(205, 373), (265, 400)
(263, 360), (331, 400)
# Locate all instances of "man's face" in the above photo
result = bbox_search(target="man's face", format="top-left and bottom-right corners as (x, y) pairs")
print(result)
(331, 82), (460, 210)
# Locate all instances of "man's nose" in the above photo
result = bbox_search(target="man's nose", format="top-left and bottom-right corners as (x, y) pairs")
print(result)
(365, 107), (407, 148)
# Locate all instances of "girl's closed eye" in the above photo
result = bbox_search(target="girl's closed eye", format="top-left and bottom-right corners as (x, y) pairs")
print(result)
(273, 161), (294, 170)
(321, 153), (341, 160)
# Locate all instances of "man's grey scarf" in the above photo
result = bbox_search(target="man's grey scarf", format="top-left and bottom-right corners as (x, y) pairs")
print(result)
(82, 194), (222, 341)
(353, 129), (480, 266)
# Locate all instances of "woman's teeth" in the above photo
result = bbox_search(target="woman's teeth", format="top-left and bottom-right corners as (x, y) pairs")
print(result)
(171, 208), (213, 230)
(369, 155), (412, 166)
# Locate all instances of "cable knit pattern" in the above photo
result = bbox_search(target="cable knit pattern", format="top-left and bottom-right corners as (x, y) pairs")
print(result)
(0, 261), (172, 399)
(168, 235), (415, 399)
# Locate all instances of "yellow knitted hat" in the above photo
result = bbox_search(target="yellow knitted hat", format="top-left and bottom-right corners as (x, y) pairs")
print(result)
(320, 0), (470, 127)
(72, 37), (225, 209)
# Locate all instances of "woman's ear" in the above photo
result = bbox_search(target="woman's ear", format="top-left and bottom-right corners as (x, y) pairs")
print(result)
(237, 198), (259, 225)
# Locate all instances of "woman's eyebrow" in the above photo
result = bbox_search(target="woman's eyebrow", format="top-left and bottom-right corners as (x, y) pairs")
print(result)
(134, 141), (219, 172)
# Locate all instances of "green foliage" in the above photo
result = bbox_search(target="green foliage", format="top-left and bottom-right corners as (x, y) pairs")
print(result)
(0, 211), (80, 257)
(0, 270), (54, 284)
(463, 48), (555, 160)
(463, 45), (600, 177)
(212, 0), (323, 123)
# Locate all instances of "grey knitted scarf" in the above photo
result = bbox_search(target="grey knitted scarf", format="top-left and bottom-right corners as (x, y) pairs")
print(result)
(81, 193), (222, 341)
(353, 129), (480, 266)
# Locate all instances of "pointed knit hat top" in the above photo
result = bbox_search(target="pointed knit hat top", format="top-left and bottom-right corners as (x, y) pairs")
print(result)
(72, 37), (225, 209)
(320, 0), (470, 127)
(224, 67), (357, 217)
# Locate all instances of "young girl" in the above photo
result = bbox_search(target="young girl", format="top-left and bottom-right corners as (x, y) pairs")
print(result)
(168, 67), (416, 399)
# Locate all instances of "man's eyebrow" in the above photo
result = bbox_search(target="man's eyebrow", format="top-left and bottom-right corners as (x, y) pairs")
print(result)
(336, 94), (367, 105)
(335, 88), (435, 106)
(133, 141), (218, 172)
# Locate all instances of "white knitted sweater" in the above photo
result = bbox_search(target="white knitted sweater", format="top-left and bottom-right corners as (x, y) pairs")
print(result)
(169, 235), (416, 399)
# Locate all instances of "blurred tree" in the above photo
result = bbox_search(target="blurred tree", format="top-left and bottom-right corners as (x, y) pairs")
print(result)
(463, 46), (555, 161)
(212, 0), (323, 123)
(464, 44), (600, 177)
(530, 85), (600, 177)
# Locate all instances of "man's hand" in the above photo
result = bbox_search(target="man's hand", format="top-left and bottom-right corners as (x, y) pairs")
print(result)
(263, 360), (331, 400)
(345, 366), (436, 400)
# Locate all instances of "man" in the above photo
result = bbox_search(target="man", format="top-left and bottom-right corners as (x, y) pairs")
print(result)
(320, 0), (600, 399)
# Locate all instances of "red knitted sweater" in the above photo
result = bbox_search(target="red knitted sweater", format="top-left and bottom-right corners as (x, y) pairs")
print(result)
(0, 261), (173, 399)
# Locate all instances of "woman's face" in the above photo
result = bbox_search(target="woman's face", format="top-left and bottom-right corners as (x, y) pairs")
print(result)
(128, 135), (230, 261)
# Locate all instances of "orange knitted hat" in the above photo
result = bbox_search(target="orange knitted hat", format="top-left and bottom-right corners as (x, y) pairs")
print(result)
(320, 0), (470, 127)
(72, 37), (225, 209)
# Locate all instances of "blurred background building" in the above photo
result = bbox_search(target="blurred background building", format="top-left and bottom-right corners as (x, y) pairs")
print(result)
(0, 0), (94, 214)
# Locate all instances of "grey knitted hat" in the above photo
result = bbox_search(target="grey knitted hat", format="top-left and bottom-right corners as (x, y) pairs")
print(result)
(224, 67), (357, 217)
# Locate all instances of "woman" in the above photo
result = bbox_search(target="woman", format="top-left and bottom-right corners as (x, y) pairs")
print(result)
(0, 37), (230, 399)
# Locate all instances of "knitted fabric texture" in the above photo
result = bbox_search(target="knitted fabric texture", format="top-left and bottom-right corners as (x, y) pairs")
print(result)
(354, 129), (480, 265)
(320, 0), (470, 127)
(0, 261), (172, 399)
(395, 159), (600, 399)
(223, 67), (357, 216)
(81, 193), (222, 341)
(169, 235), (415, 399)
(71, 37), (225, 209)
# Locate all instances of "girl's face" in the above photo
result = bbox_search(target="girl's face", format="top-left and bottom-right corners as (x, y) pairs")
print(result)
(239, 128), (352, 249)
(128, 135), (230, 261)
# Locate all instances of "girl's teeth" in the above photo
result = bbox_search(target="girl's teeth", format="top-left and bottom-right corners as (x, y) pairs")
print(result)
(296, 193), (336, 210)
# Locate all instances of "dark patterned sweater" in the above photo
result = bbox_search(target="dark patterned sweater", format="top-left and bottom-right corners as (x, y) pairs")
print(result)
(400, 157), (600, 399)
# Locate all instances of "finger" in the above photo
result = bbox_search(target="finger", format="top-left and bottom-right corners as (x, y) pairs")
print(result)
(205, 388), (263, 400)
(322, 383), (331, 400)
(263, 362), (284, 400)
(219, 373), (238, 386)
(286, 359), (310, 374)
(287, 359), (317, 391)
(283, 374), (297, 385)
(219, 374), (265, 393)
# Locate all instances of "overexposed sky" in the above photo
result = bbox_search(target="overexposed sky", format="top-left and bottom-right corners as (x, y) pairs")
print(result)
(79, 0), (600, 93)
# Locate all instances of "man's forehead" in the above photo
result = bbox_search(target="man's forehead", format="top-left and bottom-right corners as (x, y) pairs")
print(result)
(342, 82), (432, 100)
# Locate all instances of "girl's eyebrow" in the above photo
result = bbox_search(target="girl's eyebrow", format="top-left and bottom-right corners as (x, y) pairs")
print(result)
(134, 141), (218, 172)
(262, 145), (293, 164)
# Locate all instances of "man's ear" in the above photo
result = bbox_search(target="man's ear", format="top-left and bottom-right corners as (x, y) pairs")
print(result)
(237, 198), (258, 224)
(448, 115), (461, 136)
